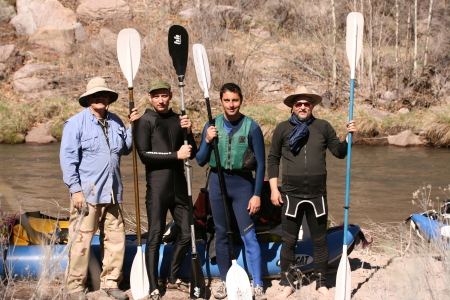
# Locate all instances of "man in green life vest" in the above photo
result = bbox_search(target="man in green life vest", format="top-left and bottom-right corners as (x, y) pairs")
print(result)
(208, 113), (254, 170)
(196, 83), (267, 300)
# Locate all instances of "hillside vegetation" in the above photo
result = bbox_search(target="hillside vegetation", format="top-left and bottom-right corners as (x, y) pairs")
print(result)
(1, 0), (450, 146)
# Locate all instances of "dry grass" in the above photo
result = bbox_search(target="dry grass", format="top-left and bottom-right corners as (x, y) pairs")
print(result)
(424, 109), (450, 147)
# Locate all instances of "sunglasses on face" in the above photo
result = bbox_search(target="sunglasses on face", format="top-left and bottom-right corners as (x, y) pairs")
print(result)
(91, 91), (110, 99)
(293, 101), (312, 108)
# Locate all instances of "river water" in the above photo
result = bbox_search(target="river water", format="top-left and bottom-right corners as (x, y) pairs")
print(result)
(1, 143), (449, 228)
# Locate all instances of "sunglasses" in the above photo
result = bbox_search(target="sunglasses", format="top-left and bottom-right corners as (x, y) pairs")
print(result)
(293, 101), (312, 108)
(91, 91), (110, 98)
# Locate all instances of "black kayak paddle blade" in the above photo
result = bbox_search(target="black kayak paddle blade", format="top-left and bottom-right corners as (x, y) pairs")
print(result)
(168, 25), (189, 77)
(190, 253), (206, 299)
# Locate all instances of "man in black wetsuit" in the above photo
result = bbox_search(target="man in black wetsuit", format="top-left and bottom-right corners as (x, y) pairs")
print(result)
(267, 86), (357, 299)
(134, 79), (197, 300)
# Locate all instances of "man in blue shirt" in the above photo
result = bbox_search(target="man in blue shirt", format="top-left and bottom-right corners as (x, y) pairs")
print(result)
(60, 77), (140, 300)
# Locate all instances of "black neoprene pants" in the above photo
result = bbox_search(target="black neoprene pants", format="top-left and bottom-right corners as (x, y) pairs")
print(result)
(144, 168), (191, 293)
(279, 199), (329, 289)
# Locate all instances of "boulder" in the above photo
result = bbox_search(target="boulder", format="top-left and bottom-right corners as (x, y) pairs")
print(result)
(320, 90), (334, 109)
(388, 130), (423, 147)
(398, 107), (410, 115)
(258, 80), (282, 92)
(13, 64), (57, 79)
(13, 64), (58, 92)
(25, 122), (57, 144)
(10, 0), (77, 36)
(0, 63), (7, 80)
(381, 90), (397, 101)
(74, 23), (88, 43)
(0, 0), (16, 23)
(211, 5), (253, 30)
(14, 77), (49, 92)
(0, 45), (25, 70)
(249, 28), (271, 39)
(28, 26), (75, 54)
(179, 7), (198, 20)
(76, 0), (132, 23)
(98, 28), (116, 49)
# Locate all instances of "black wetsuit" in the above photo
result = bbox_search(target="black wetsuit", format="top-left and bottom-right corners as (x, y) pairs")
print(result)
(267, 117), (348, 289)
(135, 108), (197, 292)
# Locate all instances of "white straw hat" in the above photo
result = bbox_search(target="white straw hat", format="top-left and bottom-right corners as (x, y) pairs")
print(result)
(283, 86), (322, 107)
(78, 77), (118, 107)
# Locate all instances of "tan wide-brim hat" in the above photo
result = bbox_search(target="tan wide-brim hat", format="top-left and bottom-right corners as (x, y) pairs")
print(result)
(78, 77), (119, 107)
(283, 85), (322, 107)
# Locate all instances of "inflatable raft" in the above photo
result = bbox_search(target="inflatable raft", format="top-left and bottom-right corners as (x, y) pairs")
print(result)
(409, 212), (450, 247)
(1, 224), (362, 279)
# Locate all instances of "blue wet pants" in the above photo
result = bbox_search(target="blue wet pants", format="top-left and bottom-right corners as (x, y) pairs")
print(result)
(209, 170), (263, 286)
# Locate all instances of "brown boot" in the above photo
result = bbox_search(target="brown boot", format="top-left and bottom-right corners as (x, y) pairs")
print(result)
(100, 288), (129, 300)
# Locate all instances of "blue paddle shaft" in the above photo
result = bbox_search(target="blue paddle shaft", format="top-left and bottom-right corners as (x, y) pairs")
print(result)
(343, 79), (355, 245)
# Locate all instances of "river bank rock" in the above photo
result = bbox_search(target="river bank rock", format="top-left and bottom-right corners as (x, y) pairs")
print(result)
(76, 0), (132, 23)
(13, 64), (59, 92)
(0, 0), (16, 23)
(11, 0), (77, 36)
(25, 122), (57, 144)
(74, 22), (88, 43)
(28, 26), (75, 54)
(0, 45), (25, 79)
(388, 129), (423, 147)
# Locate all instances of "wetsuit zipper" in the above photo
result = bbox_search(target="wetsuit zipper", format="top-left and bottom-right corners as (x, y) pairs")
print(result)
(304, 145), (308, 188)
(227, 137), (232, 169)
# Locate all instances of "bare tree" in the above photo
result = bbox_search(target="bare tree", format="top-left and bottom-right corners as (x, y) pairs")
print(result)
(368, 0), (375, 101)
(414, 0), (418, 70)
(359, 0), (364, 85)
(331, 0), (337, 103)
(406, 0), (411, 66)
(395, 0), (399, 90)
(423, 0), (434, 67)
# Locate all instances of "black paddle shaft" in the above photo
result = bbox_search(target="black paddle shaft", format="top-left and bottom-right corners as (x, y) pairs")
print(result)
(204, 96), (237, 260)
(169, 25), (206, 299)
(177, 76), (197, 250)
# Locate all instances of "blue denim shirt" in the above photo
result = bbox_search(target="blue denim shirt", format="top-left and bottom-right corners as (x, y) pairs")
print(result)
(60, 108), (133, 204)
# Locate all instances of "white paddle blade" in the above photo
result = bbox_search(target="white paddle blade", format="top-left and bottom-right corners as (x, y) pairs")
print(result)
(193, 44), (211, 98)
(117, 28), (141, 87)
(226, 260), (252, 300)
(130, 246), (149, 300)
(345, 12), (364, 79)
(334, 246), (351, 300)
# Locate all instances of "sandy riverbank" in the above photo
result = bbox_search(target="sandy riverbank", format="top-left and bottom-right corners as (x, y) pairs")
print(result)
(3, 235), (448, 300)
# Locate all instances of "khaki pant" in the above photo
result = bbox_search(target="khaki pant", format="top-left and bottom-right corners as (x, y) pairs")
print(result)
(66, 202), (125, 294)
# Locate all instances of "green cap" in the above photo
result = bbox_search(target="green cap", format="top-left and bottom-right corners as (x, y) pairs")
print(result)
(148, 79), (171, 93)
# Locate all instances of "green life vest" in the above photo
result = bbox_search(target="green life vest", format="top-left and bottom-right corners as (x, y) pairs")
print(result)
(209, 114), (253, 171)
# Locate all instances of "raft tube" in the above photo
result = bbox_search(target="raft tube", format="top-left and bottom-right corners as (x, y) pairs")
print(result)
(410, 213), (450, 247)
(1, 224), (361, 279)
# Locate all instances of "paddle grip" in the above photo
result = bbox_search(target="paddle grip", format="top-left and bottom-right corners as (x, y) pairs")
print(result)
(128, 87), (134, 115)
